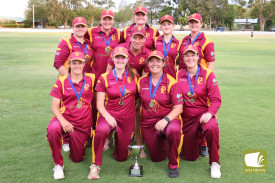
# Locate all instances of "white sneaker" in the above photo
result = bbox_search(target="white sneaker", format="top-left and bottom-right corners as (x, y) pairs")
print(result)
(62, 143), (70, 152)
(87, 164), (100, 180)
(53, 165), (64, 180)
(211, 162), (221, 178)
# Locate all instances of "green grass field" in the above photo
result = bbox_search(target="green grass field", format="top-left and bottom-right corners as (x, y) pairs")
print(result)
(0, 32), (275, 183)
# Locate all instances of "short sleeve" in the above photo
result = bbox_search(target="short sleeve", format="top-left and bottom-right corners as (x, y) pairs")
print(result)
(170, 83), (184, 106)
(54, 40), (70, 69)
(95, 75), (107, 92)
(204, 42), (215, 62)
(49, 79), (63, 99)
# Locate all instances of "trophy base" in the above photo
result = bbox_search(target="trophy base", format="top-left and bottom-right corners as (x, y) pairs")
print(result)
(129, 165), (143, 177)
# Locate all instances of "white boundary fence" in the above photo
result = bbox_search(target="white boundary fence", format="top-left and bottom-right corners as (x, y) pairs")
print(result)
(1, 28), (275, 35)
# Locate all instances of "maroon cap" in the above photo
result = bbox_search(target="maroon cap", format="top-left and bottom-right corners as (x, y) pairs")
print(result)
(131, 26), (146, 37)
(72, 17), (87, 26)
(101, 9), (114, 19)
(188, 13), (202, 22)
(183, 45), (199, 55)
(112, 47), (129, 58)
(69, 51), (85, 62)
(147, 50), (164, 61)
(134, 6), (148, 15)
(160, 15), (174, 24)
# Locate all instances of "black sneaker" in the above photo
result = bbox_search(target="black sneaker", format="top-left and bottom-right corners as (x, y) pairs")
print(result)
(168, 168), (179, 178)
(200, 146), (209, 157)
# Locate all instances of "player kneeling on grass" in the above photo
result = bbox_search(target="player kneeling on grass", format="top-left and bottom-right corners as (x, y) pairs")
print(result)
(177, 45), (222, 178)
(88, 47), (138, 180)
(47, 51), (95, 180)
(137, 50), (184, 178)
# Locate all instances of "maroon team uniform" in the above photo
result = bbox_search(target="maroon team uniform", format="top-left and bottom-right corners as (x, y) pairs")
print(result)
(177, 65), (221, 165)
(92, 69), (138, 165)
(47, 73), (95, 166)
(137, 72), (184, 169)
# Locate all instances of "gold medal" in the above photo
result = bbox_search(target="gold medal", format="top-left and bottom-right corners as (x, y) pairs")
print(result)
(190, 98), (195, 103)
(149, 100), (154, 108)
(77, 100), (82, 109)
(85, 54), (89, 62)
(105, 46), (110, 54)
(119, 99), (124, 106)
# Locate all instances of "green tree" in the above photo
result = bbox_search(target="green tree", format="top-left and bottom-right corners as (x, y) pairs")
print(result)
(222, 4), (237, 30)
(249, 0), (275, 31)
(25, 0), (49, 26)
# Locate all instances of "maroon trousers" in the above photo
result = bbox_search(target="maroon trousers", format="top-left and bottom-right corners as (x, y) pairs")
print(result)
(182, 115), (220, 165)
(141, 119), (183, 169)
(47, 117), (90, 166)
(92, 116), (135, 166)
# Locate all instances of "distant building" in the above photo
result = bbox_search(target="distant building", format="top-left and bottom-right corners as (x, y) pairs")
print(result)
(234, 18), (258, 24)
(0, 16), (25, 25)
(234, 18), (258, 31)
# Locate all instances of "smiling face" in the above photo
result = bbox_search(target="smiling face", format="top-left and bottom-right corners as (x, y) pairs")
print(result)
(130, 34), (146, 50)
(183, 51), (199, 69)
(113, 55), (128, 70)
(134, 12), (148, 25)
(69, 60), (85, 75)
(188, 20), (203, 33)
(148, 57), (165, 75)
(160, 20), (174, 35)
(72, 24), (87, 38)
(100, 16), (114, 31)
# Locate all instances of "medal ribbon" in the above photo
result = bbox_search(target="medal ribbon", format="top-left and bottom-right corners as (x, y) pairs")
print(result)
(187, 66), (200, 95)
(149, 72), (164, 100)
(68, 73), (86, 101)
(100, 32), (112, 47)
(113, 69), (127, 98)
(76, 42), (87, 55)
(162, 35), (173, 59)
(186, 32), (201, 46)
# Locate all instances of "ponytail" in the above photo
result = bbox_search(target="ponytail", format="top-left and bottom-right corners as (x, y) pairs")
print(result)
(126, 64), (136, 80)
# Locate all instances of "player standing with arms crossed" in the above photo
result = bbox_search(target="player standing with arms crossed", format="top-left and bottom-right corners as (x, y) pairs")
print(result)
(47, 51), (95, 180)
(121, 6), (159, 50)
(154, 15), (182, 79)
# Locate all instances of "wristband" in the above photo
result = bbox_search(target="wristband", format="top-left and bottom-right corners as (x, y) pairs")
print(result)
(164, 116), (170, 124)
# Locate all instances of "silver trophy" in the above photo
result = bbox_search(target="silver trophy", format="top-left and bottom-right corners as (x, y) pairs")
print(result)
(128, 145), (143, 177)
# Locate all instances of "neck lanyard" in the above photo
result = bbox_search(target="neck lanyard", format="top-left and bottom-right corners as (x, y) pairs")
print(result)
(187, 66), (200, 95)
(68, 73), (86, 101)
(113, 69), (127, 98)
(187, 32), (201, 46)
(76, 42), (87, 55)
(100, 32), (112, 47)
(150, 72), (164, 100)
(162, 35), (173, 59)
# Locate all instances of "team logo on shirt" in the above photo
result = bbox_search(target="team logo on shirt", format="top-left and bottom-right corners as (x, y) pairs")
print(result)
(212, 78), (218, 85)
(176, 93), (183, 102)
(194, 42), (199, 46)
(146, 33), (150, 37)
(171, 43), (176, 48)
(56, 51), (60, 56)
(197, 77), (203, 84)
(85, 84), (90, 90)
(161, 86), (166, 94)
(127, 77), (132, 84)
(139, 57), (145, 64)
(111, 34), (116, 41)
(54, 84), (58, 88)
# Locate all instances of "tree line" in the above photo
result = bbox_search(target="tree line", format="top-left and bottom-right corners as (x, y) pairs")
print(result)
(23, 0), (275, 31)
